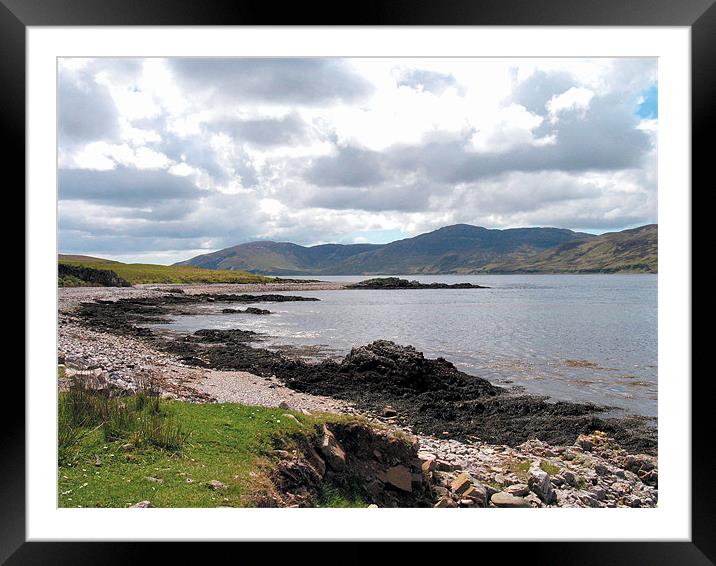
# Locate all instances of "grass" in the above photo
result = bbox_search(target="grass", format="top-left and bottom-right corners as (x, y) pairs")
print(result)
(539, 460), (561, 476)
(58, 375), (362, 508)
(58, 258), (277, 285)
(504, 458), (532, 482)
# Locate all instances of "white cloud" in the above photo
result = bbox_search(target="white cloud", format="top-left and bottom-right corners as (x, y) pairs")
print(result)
(546, 87), (595, 121)
(58, 57), (657, 259)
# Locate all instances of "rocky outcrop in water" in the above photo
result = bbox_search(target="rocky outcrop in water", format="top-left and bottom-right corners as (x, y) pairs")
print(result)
(222, 307), (271, 315)
(348, 277), (488, 289)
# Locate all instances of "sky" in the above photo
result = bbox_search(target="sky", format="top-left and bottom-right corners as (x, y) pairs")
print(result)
(58, 57), (657, 264)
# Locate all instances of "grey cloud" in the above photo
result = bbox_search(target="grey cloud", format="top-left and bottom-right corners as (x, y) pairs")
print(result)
(304, 146), (386, 187)
(301, 183), (432, 212)
(304, 92), (650, 194)
(168, 58), (374, 105)
(210, 114), (308, 146)
(59, 71), (119, 145)
(397, 69), (459, 95)
(512, 70), (575, 114)
(59, 167), (201, 206)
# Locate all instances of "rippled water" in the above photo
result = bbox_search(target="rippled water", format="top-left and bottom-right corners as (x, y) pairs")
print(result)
(156, 274), (657, 417)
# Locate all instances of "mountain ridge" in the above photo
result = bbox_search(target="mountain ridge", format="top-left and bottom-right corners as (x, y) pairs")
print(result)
(174, 223), (657, 275)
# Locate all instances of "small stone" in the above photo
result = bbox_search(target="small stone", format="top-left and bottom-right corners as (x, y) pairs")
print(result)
(145, 476), (163, 483)
(208, 480), (225, 490)
(576, 434), (594, 452)
(94, 455), (102, 467)
(561, 470), (578, 486)
(505, 483), (530, 497)
(130, 500), (153, 508)
(278, 401), (290, 410)
(524, 493), (543, 508)
(435, 459), (458, 472)
(434, 496), (457, 508)
(459, 499), (475, 507)
(281, 413), (302, 426)
(462, 484), (487, 507)
(367, 504), (379, 508)
(450, 472), (474, 496)
(382, 405), (397, 417)
(491, 492), (531, 508)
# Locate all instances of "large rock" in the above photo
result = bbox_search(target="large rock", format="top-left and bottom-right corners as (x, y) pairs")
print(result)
(528, 463), (555, 504)
(491, 492), (532, 508)
(450, 472), (475, 496)
(378, 465), (413, 492)
(319, 425), (346, 471)
(505, 483), (530, 497)
(462, 483), (488, 507)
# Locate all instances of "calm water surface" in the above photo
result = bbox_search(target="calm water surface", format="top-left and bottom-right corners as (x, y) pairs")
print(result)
(156, 274), (657, 417)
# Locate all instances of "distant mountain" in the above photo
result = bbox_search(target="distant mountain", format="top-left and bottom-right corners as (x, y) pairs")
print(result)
(176, 223), (657, 275)
(480, 224), (658, 273)
(176, 241), (382, 275)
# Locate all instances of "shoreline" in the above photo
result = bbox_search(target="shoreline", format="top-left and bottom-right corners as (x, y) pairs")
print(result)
(58, 285), (658, 508)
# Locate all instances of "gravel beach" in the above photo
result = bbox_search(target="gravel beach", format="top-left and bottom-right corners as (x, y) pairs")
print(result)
(58, 283), (658, 508)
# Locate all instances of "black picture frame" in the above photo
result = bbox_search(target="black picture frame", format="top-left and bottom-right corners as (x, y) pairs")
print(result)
(6, 0), (708, 563)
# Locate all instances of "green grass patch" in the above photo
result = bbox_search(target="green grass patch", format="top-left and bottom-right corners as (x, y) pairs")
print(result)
(539, 460), (561, 476)
(59, 274), (91, 287)
(58, 380), (354, 508)
(505, 458), (532, 482)
(59, 259), (277, 285)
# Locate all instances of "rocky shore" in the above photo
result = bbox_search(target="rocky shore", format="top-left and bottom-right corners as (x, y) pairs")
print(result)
(58, 285), (658, 508)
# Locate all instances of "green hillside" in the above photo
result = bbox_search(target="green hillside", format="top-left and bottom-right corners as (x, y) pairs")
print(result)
(58, 255), (276, 285)
(480, 225), (658, 273)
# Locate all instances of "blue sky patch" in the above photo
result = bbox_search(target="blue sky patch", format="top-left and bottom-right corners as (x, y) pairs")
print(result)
(636, 84), (658, 119)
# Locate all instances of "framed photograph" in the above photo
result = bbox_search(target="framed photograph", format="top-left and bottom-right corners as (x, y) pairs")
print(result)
(9, 0), (707, 562)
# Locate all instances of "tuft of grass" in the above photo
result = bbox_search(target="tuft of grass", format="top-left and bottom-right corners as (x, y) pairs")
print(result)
(540, 460), (561, 476)
(504, 458), (532, 482)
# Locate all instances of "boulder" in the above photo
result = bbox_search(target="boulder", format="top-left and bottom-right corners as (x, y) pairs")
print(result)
(528, 463), (555, 504)
(561, 469), (578, 487)
(319, 426), (346, 471)
(462, 483), (488, 507)
(491, 492), (531, 508)
(378, 465), (413, 493)
(450, 472), (474, 496)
